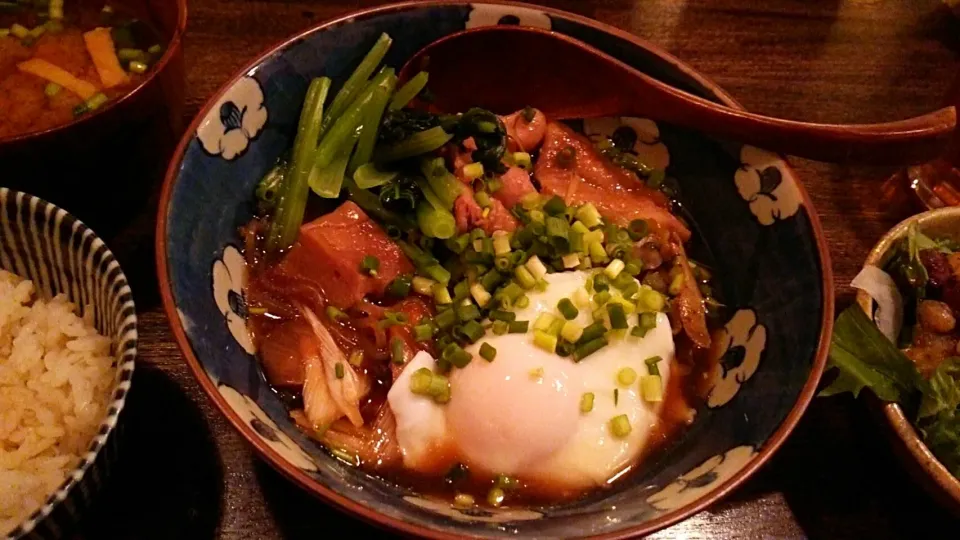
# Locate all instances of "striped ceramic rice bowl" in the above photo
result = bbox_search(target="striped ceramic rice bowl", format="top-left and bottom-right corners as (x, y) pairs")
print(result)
(0, 188), (137, 539)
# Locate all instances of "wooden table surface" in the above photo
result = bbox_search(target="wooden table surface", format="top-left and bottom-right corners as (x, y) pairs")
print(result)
(74, 1), (960, 538)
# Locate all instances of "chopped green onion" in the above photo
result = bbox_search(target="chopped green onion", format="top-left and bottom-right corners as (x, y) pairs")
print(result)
(562, 253), (581, 269)
(514, 266), (537, 289)
(128, 60), (148, 74)
(604, 259), (626, 279)
(389, 70), (429, 110)
(637, 287), (665, 312)
(575, 203), (602, 228)
(410, 367), (434, 394)
(645, 355), (663, 376)
(625, 260), (643, 276)
(508, 320), (529, 333)
(492, 231), (511, 256)
(573, 288), (591, 308)
(534, 313), (558, 332)
(335, 362), (345, 379)
(414, 323), (435, 342)
(561, 320), (584, 343)
(474, 190), (492, 208)
(513, 152), (532, 169)
(525, 255), (548, 279)
(443, 342), (474, 368)
(543, 195), (566, 216)
(609, 414), (632, 438)
(353, 163), (398, 189)
(348, 350), (364, 366)
(479, 271), (502, 293)
(457, 302), (481, 322)
(607, 303), (628, 329)
(433, 283), (453, 305)
(533, 330), (557, 353)
(457, 320), (485, 344)
(547, 316), (564, 336)
(360, 255), (380, 276)
(628, 219), (649, 240)
(391, 337), (406, 364)
(617, 367), (638, 386)
(43, 82), (61, 97)
(488, 310), (514, 322)
(412, 276), (436, 295)
(326, 305), (347, 321)
(589, 241), (608, 264)
(573, 337), (608, 362)
(557, 298), (579, 320)
(515, 295), (530, 309)
(529, 366), (545, 379)
(148, 44), (163, 55)
(387, 274), (412, 297)
(446, 233), (470, 254)
(578, 322), (607, 344)
(463, 162), (485, 180)
(580, 392), (595, 413)
(479, 342), (497, 362)
(49, 0), (64, 20)
(641, 375), (663, 402)
(630, 325), (648, 338)
(435, 308), (457, 329)
(453, 493), (475, 508)
(639, 311), (658, 333)
(117, 48), (144, 61)
(492, 320), (509, 335)
(487, 487), (506, 507)
(594, 290), (612, 306)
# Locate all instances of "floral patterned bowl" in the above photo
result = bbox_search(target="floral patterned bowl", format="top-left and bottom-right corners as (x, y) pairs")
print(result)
(157, 1), (833, 537)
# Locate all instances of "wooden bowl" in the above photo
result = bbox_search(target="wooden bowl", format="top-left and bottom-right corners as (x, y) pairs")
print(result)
(0, 0), (187, 238)
(856, 207), (960, 516)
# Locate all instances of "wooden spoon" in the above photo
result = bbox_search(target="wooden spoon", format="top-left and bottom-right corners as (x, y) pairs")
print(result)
(399, 26), (955, 165)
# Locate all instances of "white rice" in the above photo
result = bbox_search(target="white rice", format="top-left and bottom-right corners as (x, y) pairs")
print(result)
(0, 270), (115, 535)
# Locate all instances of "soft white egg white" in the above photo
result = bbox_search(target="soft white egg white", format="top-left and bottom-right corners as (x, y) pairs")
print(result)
(387, 271), (675, 493)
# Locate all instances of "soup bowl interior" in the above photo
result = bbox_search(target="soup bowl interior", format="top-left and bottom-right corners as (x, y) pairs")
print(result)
(158, 2), (832, 537)
(856, 207), (960, 516)
(0, 0), (187, 238)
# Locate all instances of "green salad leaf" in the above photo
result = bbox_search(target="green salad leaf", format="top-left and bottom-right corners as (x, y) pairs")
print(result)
(820, 306), (922, 400)
(919, 357), (960, 419)
(920, 409), (960, 477)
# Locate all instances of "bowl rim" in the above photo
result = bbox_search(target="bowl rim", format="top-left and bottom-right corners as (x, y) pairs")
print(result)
(1, 187), (138, 539)
(154, 1), (835, 537)
(855, 206), (960, 510)
(0, 0), (188, 147)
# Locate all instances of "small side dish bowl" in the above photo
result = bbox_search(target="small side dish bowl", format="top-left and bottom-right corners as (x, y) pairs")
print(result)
(857, 207), (960, 515)
(1, 188), (138, 539)
(157, 1), (833, 537)
(0, 0), (187, 236)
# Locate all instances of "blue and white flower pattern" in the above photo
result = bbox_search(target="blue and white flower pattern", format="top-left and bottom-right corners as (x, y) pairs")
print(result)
(647, 445), (757, 511)
(465, 4), (551, 29)
(197, 76), (268, 160)
(404, 495), (543, 523)
(218, 385), (318, 472)
(212, 245), (255, 354)
(705, 309), (767, 408)
(734, 146), (801, 226)
(583, 117), (670, 170)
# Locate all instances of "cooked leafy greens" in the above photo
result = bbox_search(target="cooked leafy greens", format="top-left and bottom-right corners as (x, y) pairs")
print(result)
(822, 226), (960, 479)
